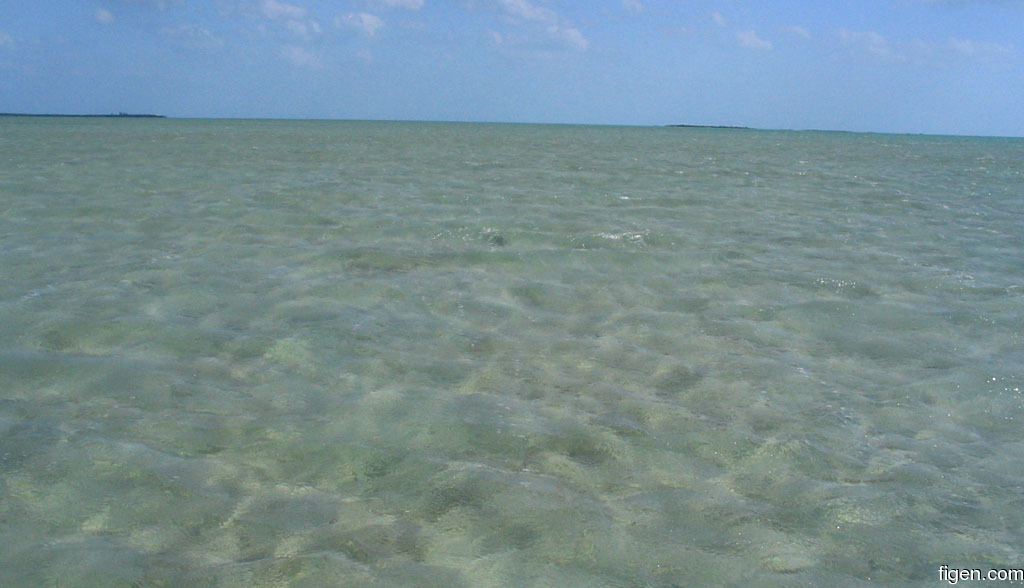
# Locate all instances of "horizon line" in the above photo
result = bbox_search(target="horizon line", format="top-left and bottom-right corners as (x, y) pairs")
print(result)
(2, 112), (1020, 139)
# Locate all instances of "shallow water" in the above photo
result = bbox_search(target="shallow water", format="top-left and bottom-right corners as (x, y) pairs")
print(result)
(1, 118), (1022, 587)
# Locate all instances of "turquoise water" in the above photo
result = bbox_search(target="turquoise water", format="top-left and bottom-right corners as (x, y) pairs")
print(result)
(1, 118), (1022, 587)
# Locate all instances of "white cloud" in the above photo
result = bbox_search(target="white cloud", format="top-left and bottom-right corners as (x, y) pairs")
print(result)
(285, 19), (320, 38)
(784, 25), (811, 39)
(261, 0), (307, 20)
(160, 24), (225, 51)
(337, 12), (385, 36)
(839, 29), (893, 58)
(836, 31), (1011, 65)
(281, 44), (320, 68)
(377, 0), (424, 9)
(95, 8), (115, 25)
(557, 27), (590, 51)
(257, 1), (319, 39)
(950, 37), (977, 55)
(121, 0), (183, 9)
(497, 0), (557, 24)
(737, 30), (772, 50)
(622, 0), (643, 13)
(285, 20), (307, 36)
(488, 30), (504, 45)
(494, 0), (590, 51)
(711, 11), (727, 27)
(949, 37), (1012, 58)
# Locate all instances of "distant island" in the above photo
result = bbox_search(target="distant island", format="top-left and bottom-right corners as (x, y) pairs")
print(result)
(667, 124), (750, 130)
(0, 112), (165, 118)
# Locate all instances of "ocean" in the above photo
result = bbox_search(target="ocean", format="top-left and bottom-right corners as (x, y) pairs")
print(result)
(1, 117), (1022, 587)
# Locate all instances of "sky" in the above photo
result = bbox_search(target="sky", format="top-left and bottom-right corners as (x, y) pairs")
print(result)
(1, 0), (1023, 136)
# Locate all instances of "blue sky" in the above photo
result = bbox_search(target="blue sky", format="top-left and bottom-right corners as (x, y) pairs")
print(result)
(1, 0), (1022, 136)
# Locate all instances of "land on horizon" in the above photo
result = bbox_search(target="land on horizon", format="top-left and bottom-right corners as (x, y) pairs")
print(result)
(0, 112), (165, 118)
(0, 113), (751, 129)
(4, 114), (1021, 138)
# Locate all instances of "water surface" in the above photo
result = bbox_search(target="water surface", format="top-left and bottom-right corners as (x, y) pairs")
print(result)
(2, 118), (1022, 587)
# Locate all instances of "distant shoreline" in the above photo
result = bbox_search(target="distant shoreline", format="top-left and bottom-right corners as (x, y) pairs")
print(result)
(0, 112), (165, 118)
(666, 124), (750, 130)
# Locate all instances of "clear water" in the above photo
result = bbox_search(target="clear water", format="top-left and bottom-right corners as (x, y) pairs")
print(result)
(1, 118), (1022, 587)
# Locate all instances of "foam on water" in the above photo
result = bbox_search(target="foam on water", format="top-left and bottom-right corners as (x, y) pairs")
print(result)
(1, 118), (1022, 587)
